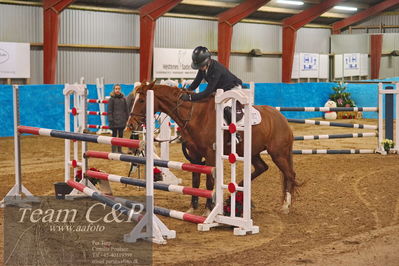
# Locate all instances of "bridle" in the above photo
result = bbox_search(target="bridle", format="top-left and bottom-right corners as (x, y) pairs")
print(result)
(127, 87), (195, 142)
(174, 91), (194, 131)
(128, 93), (146, 130)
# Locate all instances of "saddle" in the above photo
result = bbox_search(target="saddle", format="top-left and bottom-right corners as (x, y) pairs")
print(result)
(223, 102), (244, 125)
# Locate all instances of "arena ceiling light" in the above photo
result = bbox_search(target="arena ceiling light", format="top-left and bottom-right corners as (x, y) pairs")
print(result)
(276, 0), (304, 6)
(334, 6), (358, 11)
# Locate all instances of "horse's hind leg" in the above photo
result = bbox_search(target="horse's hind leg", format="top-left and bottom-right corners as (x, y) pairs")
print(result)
(238, 154), (269, 187)
(269, 149), (297, 214)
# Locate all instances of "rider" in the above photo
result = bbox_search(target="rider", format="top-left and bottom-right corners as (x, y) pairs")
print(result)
(180, 46), (243, 101)
(180, 46), (244, 124)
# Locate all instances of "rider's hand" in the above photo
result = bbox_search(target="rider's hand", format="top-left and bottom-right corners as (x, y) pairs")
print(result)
(180, 94), (191, 101)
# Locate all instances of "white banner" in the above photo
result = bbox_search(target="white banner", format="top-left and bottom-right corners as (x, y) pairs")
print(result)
(344, 53), (360, 70)
(153, 48), (197, 79)
(300, 53), (319, 72)
(300, 53), (319, 78)
(292, 53), (328, 79)
(334, 53), (368, 78)
(0, 42), (30, 78)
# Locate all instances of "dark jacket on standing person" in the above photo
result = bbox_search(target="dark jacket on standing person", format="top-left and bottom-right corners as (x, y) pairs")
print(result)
(188, 59), (242, 101)
(107, 92), (129, 129)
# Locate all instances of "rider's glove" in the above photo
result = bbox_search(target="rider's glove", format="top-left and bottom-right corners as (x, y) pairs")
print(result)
(180, 94), (191, 101)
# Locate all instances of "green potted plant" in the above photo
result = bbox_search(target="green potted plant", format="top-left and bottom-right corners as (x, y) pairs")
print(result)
(381, 139), (395, 153)
(329, 82), (356, 107)
(329, 82), (357, 119)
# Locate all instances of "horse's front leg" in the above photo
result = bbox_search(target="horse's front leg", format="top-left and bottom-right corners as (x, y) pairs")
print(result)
(186, 172), (200, 214)
(204, 150), (216, 216)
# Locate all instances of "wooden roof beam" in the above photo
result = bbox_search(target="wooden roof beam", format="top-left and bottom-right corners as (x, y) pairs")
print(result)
(281, 0), (345, 83)
(139, 0), (183, 81)
(43, 0), (76, 84)
(332, 0), (399, 34)
(217, 0), (270, 68)
(180, 0), (349, 18)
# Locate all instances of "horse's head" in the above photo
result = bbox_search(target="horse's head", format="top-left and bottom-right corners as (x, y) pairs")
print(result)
(126, 80), (197, 132)
(125, 80), (157, 132)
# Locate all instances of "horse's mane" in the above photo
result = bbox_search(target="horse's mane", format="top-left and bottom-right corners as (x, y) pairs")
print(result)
(133, 82), (214, 106)
(136, 83), (202, 98)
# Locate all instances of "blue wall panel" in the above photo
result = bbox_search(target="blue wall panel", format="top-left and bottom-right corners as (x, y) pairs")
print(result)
(255, 83), (335, 119)
(0, 81), (394, 137)
(0, 85), (13, 137)
(20, 85), (65, 134)
(254, 82), (381, 119)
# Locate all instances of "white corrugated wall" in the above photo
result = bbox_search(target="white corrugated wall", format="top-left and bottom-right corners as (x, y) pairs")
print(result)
(231, 22), (281, 52)
(331, 34), (370, 54)
(155, 17), (217, 49)
(229, 23), (280, 82)
(0, 4), (42, 43)
(296, 27), (331, 53)
(1, 3), (397, 83)
(60, 9), (138, 46)
(57, 49), (138, 84)
(0, 4), (139, 84)
(58, 9), (139, 83)
(30, 48), (43, 84)
(380, 33), (399, 78)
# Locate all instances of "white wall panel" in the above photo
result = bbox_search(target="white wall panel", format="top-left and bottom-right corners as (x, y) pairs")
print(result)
(30, 48), (43, 84)
(231, 23), (281, 52)
(60, 10), (138, 46)
(331, 34), (369, 54)
(229, 55), (281, 83)
(0, 4), (42, 43)
(56, 49), (138, 84)
(155, 17), (217, 49)
(296, 28), (330, 53)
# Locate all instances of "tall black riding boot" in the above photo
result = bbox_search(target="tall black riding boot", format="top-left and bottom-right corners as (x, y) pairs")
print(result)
(223, 106), (232, 125)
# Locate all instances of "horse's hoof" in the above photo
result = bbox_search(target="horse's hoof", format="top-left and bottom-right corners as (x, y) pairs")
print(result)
(280, 207), (290, 214)
(202, 209), (211, 217)
(186, 207), (195, 214)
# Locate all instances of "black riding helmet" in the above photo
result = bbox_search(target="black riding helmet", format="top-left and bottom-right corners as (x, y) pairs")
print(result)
(191, 46), (211, 70)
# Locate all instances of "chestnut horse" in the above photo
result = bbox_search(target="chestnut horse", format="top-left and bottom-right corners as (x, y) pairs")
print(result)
(126, 81), (298, 214)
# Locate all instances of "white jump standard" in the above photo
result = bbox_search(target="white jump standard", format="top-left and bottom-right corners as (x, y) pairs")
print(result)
(198, 89), (259, 236)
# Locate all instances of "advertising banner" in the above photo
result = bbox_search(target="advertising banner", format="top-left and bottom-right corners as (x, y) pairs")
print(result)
(0, 42), (30, 78)
(153, 48), (196, 79)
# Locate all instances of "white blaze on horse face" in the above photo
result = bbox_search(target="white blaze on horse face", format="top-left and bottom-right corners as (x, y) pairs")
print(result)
(130, 94), (140, 117)
(127, 93), (140, 129)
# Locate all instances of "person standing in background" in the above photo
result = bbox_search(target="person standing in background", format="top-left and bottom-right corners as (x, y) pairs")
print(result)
(107, 84), (129, 153)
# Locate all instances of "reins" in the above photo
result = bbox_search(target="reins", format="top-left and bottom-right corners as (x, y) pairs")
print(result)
(128, 86), (195, 144)
(153, 90), (194, 143)
(174, 91), (194, 131)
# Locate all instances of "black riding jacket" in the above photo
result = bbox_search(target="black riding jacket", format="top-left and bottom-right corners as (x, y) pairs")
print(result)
(188, 59), (242, 101)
